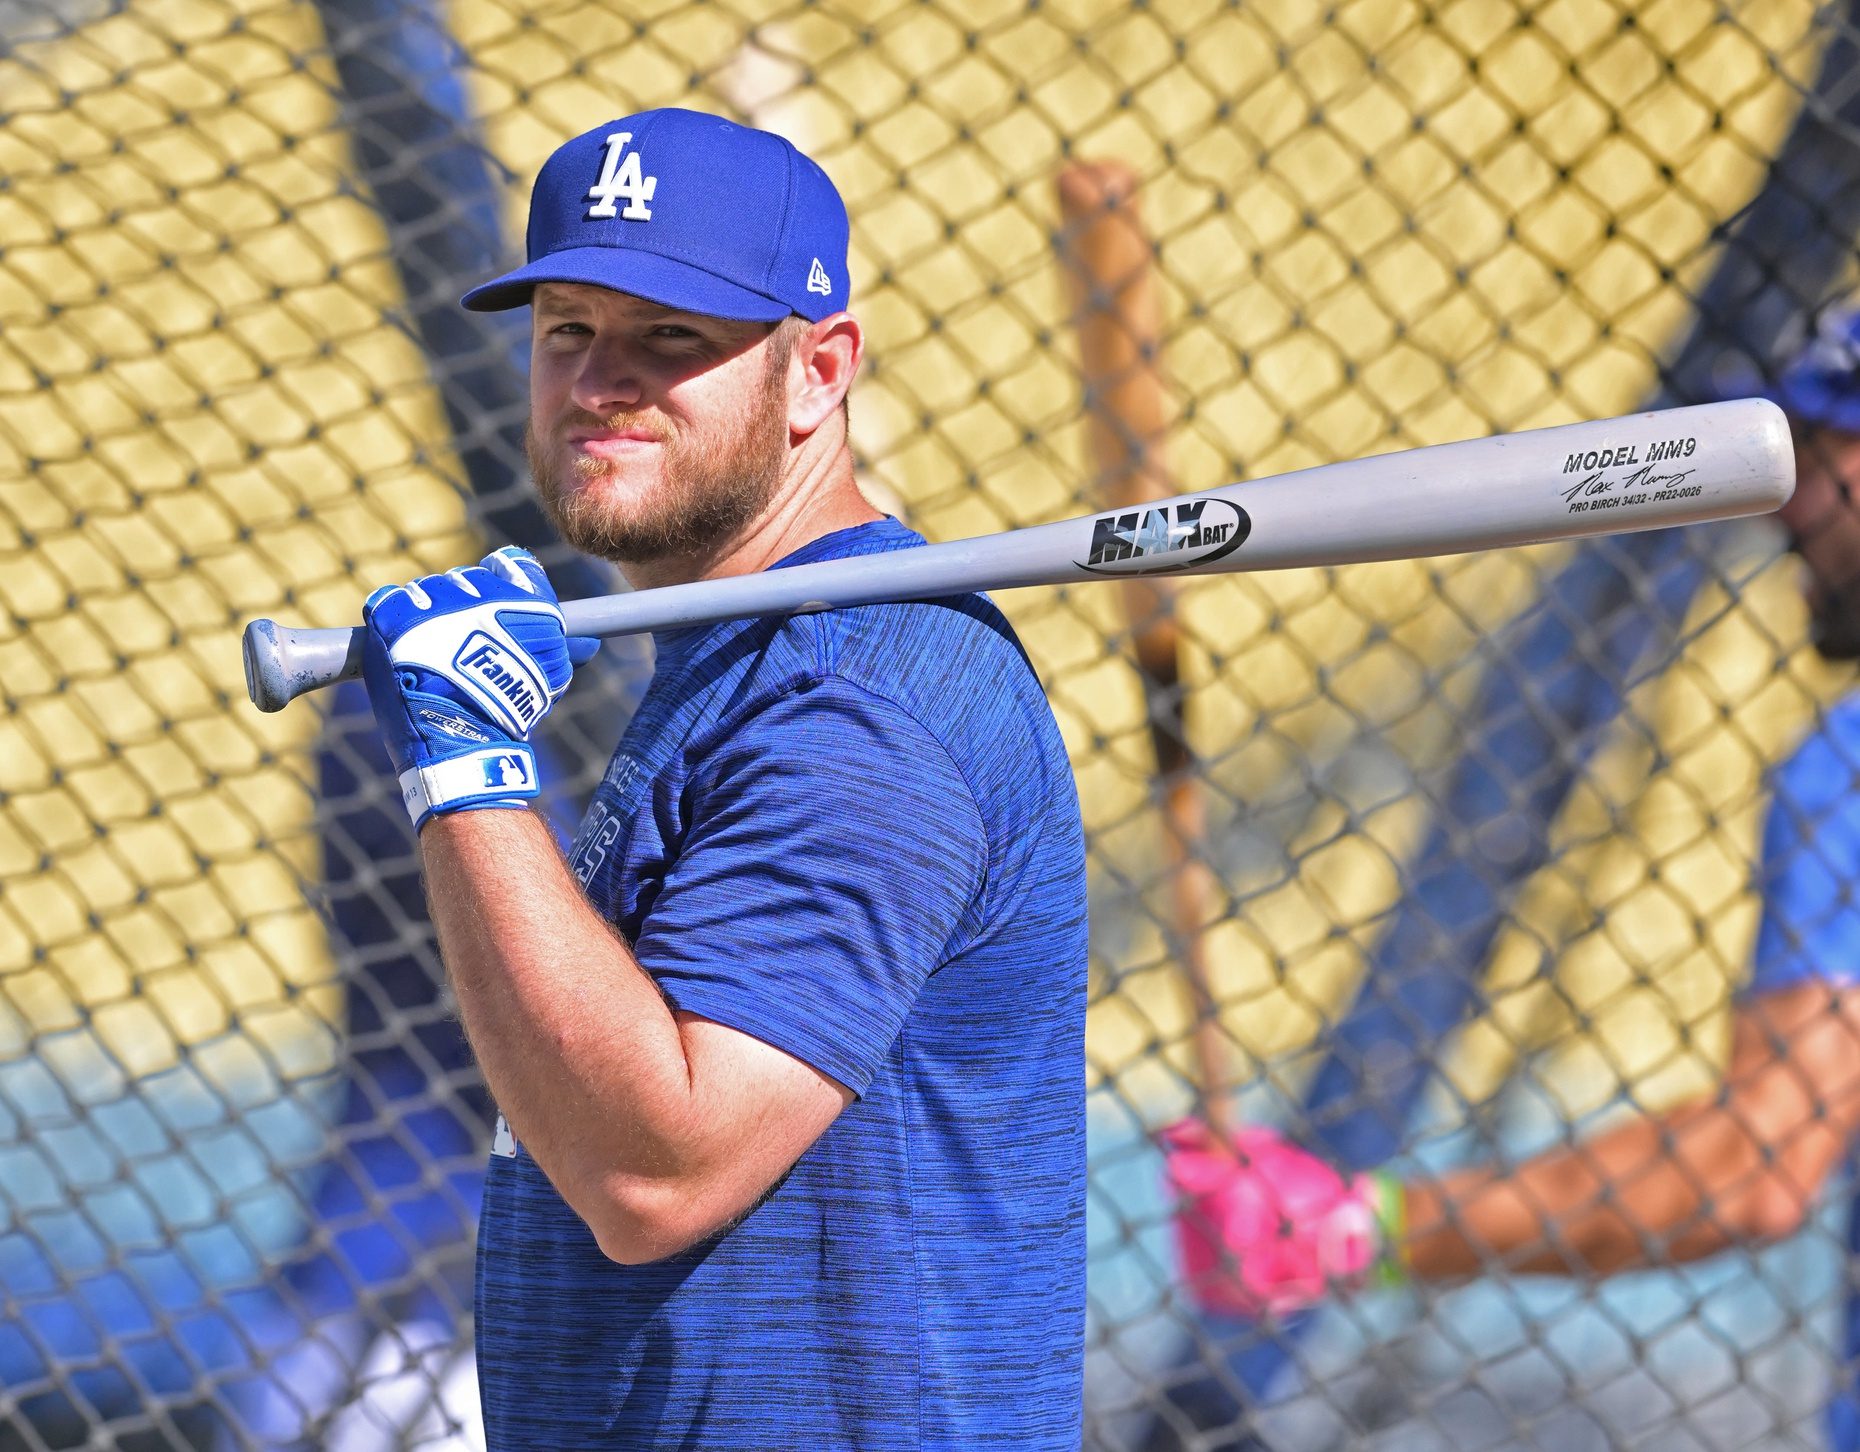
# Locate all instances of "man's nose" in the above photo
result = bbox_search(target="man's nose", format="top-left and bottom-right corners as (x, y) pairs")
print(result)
(570, 338), (649, 415)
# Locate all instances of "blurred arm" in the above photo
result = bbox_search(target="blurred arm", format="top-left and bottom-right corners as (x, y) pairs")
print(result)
(1402, 981), (1860, 1278)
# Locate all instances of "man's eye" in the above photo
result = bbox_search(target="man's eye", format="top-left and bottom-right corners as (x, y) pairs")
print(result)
(651, 325), (700, 339)
(549, 321), (592, 335)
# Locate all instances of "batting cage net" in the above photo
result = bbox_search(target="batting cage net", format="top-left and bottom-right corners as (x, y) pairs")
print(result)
(5, 0), (1860, 1447)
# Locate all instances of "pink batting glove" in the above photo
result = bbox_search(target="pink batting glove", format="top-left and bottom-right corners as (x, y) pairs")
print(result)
(1161, 1119), (1405, 1318)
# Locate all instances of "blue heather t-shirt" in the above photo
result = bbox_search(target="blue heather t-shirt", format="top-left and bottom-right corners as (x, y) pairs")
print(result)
(1747, 693), (1860, 1449)
(475, 518), (1089, 1450)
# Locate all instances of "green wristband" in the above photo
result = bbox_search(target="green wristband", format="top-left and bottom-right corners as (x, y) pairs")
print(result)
(1369, 1171), (1408, 1289)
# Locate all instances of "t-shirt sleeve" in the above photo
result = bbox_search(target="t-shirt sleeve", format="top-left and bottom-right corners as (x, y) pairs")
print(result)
(1750, 725), (1860, 994)
(631, 677), (988, 1094)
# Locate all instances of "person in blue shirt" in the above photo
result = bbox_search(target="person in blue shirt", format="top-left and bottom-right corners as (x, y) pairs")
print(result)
(1164, 316), (1860, 1444)
(350, 108), (1089, 1450)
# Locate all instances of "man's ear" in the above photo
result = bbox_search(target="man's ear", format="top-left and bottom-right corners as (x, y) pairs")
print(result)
(789, 313), (862, 437)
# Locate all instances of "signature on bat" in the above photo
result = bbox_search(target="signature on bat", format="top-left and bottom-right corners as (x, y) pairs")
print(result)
(1561, 464), (1699, 512)
(1561, 464), (1697, 504)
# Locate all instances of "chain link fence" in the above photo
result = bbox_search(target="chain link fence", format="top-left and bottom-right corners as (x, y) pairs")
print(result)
(5, 0), (1860, 1446)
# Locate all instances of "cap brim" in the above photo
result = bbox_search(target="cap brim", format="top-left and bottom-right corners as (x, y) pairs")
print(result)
(462, 246), (793, 321)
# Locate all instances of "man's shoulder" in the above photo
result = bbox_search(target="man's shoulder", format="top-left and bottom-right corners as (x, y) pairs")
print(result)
(683, 598), (1073, 873)
(773, 519), (1038, 673)
(785, 595), (1059, 767)
(660, 518), (1072, 808)
(767, 516), (1045, 694)
(806, 588), (1037, 684)
(748, 516), (1057, 755)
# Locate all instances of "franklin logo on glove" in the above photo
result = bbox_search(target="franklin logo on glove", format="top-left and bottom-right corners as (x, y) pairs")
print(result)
(454, 634), (546, 728)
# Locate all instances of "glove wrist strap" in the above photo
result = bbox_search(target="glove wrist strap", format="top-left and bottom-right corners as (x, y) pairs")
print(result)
(398, 745), (541, 827)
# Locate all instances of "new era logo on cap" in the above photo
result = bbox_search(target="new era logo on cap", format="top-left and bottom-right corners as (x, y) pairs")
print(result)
(462, 108), (850, 323)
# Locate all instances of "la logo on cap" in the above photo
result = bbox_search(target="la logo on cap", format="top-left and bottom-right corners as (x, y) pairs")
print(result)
(588, 132), (658, 221)
(807, 258), (832, 296)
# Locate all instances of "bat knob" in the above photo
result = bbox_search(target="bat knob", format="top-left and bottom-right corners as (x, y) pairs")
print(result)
(241, 619), (366, 712)
(243, 618), (292, 712)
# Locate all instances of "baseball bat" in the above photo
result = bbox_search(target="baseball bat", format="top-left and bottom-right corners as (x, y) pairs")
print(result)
(1058, 159), (1231, 1131)
(242, 397), (1794, 713)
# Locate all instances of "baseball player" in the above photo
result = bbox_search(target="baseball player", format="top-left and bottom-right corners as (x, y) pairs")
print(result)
(353, 108), (1089, 1448)
(1163, 315), (1860, 1445)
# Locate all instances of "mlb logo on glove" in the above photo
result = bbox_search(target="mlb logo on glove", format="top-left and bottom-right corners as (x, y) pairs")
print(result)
(482, 754), (533, 791)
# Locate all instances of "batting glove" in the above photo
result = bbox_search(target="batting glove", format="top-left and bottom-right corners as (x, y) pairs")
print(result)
(361, 546), (599, 829)
(1161, 1119), (1405, 1318)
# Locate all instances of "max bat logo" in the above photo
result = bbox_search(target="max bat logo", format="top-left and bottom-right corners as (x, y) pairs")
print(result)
(1077, 498), (1252, 575)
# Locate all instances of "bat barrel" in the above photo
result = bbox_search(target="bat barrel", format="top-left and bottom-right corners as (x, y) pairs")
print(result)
(1207, 398), (1793, 571)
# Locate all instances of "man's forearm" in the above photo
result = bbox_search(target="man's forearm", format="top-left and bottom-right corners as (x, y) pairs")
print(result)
(1399, 986), (1860, 1281)
(1403, 1080), (1835, 1279)
(1402, 1119), (1695, 1279)
(418, 808), (698, 1233)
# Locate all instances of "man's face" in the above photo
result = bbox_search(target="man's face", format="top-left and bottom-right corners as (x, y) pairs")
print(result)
(525, 283), (795, 565)
(1783, 423), (1860, 660)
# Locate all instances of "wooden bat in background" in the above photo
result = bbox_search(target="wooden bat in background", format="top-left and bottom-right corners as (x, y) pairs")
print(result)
(1057, 159), (1231, 1133)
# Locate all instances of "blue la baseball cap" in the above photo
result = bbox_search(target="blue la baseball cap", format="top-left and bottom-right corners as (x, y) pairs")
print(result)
(1757, 306), (1860, 432)
(462, 108), (850, 322)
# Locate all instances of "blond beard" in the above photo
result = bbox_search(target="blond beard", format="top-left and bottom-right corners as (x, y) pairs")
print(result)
(527, 363), (791, 566)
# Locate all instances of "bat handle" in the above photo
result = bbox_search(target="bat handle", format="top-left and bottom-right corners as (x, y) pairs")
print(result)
(242, 619), (365, 713)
